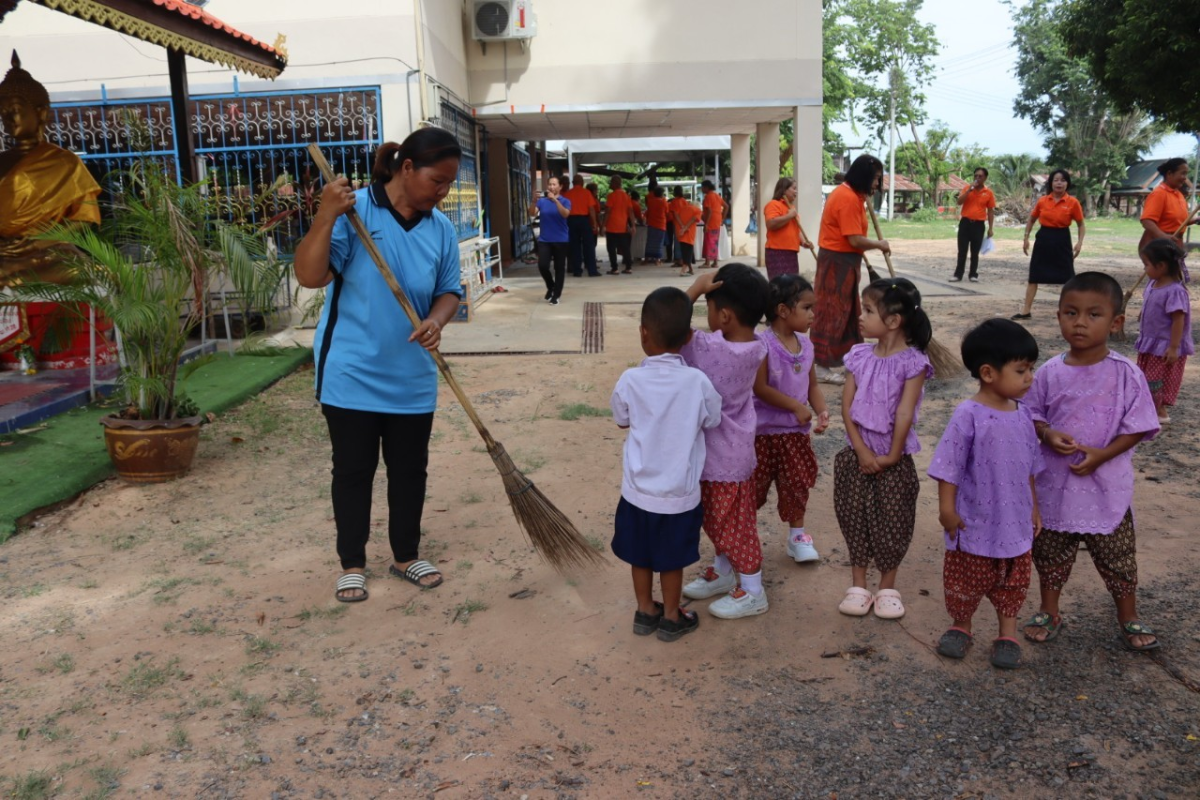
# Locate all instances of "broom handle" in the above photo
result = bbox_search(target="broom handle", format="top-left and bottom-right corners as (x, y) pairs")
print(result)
(305, 144), (497, 450)
(866, 202), (896, 278)
(1125, 202), (1200, 300)
(789, 199), (819, 263)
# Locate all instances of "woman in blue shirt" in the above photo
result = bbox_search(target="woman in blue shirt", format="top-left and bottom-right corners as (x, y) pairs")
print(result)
(294, 127), (464, 602)
(529, 175), (571, 304)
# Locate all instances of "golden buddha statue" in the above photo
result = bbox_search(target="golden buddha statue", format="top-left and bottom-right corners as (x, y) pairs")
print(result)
(0, 50), (102, 286)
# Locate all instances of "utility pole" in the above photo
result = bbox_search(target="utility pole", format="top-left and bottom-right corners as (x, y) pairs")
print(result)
(887, 67), (898, 222)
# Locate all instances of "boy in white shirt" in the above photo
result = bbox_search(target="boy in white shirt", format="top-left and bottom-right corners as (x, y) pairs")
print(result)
(611, 287), (723, 642)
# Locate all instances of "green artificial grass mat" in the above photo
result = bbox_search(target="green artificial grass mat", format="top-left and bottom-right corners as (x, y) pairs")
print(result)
(0, 347), (312, 542)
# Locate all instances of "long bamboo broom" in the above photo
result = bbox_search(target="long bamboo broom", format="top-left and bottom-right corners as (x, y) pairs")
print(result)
(1113, 203), (1199, 341)
(306, 145), (603, 571)
(792, 204), (881, 283)
(866, 202), (896, 279)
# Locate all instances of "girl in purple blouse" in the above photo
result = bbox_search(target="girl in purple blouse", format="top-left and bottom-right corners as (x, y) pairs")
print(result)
(752, 275), (831, 563)
(834, 279), (940, 620)
(929, 320), (1044, 669)
(1135, 237), (1193, 424)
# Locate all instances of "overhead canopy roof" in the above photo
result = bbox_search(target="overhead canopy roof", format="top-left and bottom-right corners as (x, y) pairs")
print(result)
(476, 101), (795, 141)
(21, 0), (287, 78)
(562, 136), (732, 165)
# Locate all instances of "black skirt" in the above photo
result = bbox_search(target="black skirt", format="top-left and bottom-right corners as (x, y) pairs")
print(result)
(1028, 226), (1074, 285)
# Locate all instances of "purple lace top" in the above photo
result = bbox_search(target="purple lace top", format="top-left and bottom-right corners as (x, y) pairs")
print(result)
(1025, 351), (1159, 534)
(928, 401), (1044, 558)
(681, 329), (768, 482)
(754, 330), (814, 435)
(843, 343), (933, 456)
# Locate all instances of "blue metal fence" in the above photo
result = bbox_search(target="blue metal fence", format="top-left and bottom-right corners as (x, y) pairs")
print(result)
(438, 99), (481, 241)
(508, 142), (534, 259)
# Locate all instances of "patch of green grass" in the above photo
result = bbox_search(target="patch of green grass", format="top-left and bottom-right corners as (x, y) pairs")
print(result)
(514, 449), (547, 472)
(245, 636), (281, 658)
(296, 605), (347, 622)
(38, 717), (71, 742)
(585, 535), (607, 553)
(189, 618), (216, 635)
(456, 560), (473, 571)
(239, 693), (268, 720)
(168, 726), (189, 750)
(54, 653), (75, 674)
(83, 764), (124, 800)
(462, 519), (478, 529)
(181, 535), (216, 556)
(128, 742), (153, 758)
(79, 577), (99, 589)
(120, 657), (184, 698)
(8, 771), (52, 800)
(146, 576), (200, 605)
(460, 491), (483, 504)
(557, 403), (612, 421)
(109, 533), (139, 551)
(452, 599), (488, 624)
(20, 583), (46, 598)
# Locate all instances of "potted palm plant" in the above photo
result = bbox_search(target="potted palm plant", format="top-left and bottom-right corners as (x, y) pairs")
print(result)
(16, 154), (269, 482)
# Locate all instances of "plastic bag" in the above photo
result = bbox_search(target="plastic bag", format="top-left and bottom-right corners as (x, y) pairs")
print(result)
(980, 236), (995, 256)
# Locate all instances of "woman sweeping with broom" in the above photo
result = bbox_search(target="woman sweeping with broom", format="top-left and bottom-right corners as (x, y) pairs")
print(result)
(294, 128), (464, 602)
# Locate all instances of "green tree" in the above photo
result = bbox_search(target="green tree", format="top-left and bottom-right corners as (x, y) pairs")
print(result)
(892, 122), (960, 207)
(1060, 0), (1200, 134)
(1010, 0), (1170, 215)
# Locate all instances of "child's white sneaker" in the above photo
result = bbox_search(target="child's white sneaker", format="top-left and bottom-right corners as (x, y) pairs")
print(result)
(709, 587), (769, 619)
(682, 567), (737, 600)
(787, 534), (820, 563)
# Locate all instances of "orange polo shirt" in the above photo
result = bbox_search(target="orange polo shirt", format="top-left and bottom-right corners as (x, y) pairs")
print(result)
(605, 190), (634, 234)
(960, 186), (996, 222)
(563, 187), (596, 217)
(668, 197), (688, 225)
(675, 203), (700, 245)
(645, 194), (668, 229)
(818, 183), (868, 253)
(1031, 194), (1084, 228)
(1141, 183), (1188, 235)
(703, 191), (724, 229)
(764, 198), (801, 252)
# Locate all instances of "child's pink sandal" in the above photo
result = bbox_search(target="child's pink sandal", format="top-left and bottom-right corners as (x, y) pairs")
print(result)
(838, 586), (874, 616)
(873, 589), (906, 619)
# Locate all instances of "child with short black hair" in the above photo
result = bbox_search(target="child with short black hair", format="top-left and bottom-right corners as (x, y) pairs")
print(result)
(835, 278), (942, 620)
(929, 319), (1043, 669)
(611, 287), (722, 642)
(680, 264), (772, 618)
(1135, 237), (1193, 424)
(1024, 271), (1162, 651)
(753, 274), (830, 563)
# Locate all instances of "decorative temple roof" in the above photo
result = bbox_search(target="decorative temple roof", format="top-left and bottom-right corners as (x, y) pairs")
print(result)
(24, 0), (287, 78)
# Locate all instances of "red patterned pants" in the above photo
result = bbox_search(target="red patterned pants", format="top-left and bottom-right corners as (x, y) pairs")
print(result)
(943, 550), (1032, 621)
(1136, 352), (1187, 407)
(754, 432), (819, 524)
(701, 478), (762, 574)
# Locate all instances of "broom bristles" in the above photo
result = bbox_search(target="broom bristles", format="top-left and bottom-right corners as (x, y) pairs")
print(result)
(925, 336), (964, 381)
(488, 441), (605, 572)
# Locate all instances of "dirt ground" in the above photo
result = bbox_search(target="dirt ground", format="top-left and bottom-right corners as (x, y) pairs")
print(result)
(2, 238), (1198, 799)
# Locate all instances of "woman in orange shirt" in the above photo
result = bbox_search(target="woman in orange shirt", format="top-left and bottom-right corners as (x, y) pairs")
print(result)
(763, 177), (813, 279)
(811, 155), (891, 381)
(700, 179), (728, 269)
(642, 185), (669, 265)
(1140, 158), (1196, 256)
(1013, 169), (1086, 319)
(674, 195), (701, 275)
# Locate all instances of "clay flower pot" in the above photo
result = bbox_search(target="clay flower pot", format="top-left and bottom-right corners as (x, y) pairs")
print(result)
(100, 415), (203, 483)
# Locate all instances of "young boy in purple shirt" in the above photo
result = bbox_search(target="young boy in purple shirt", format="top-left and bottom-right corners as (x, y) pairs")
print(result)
(611, 287), (722, 642)
(1023, 272), (1162, 651)
(929, 319), (1043, 669)
(679, 264), (771, 619)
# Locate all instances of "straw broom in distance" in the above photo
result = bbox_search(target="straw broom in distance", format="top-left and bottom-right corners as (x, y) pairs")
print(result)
(1112, 203), (1199, 341)
(305, 144), (603, 572)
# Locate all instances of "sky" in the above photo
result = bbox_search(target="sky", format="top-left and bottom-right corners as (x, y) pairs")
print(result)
(830, 0), (1197, 164)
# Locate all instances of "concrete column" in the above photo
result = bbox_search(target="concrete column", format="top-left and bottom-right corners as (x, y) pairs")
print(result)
(730, 133), (752, 257)
(755, 122), (781, 268)
(794, 105), (823, 262)
(486, 135), (513, 264)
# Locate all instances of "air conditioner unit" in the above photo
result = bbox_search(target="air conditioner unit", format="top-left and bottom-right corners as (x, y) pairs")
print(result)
(472, 0), (536, 42)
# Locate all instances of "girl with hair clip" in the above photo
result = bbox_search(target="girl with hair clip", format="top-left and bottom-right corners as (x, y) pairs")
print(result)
(833, 278), (956, 619)
(1136, 237), (1193, 424)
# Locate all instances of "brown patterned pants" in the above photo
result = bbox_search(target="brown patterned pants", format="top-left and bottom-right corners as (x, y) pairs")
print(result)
(833, 448), (919, 573)
(1031, 510), (1138, 599)
(943, 550), (1032, 621)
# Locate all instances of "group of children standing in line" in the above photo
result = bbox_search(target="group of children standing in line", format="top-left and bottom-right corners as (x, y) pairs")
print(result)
(610, 236), (1192, 666)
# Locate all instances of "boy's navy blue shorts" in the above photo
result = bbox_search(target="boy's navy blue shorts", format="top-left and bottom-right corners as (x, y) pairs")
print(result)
(611, 497), (703, 572)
